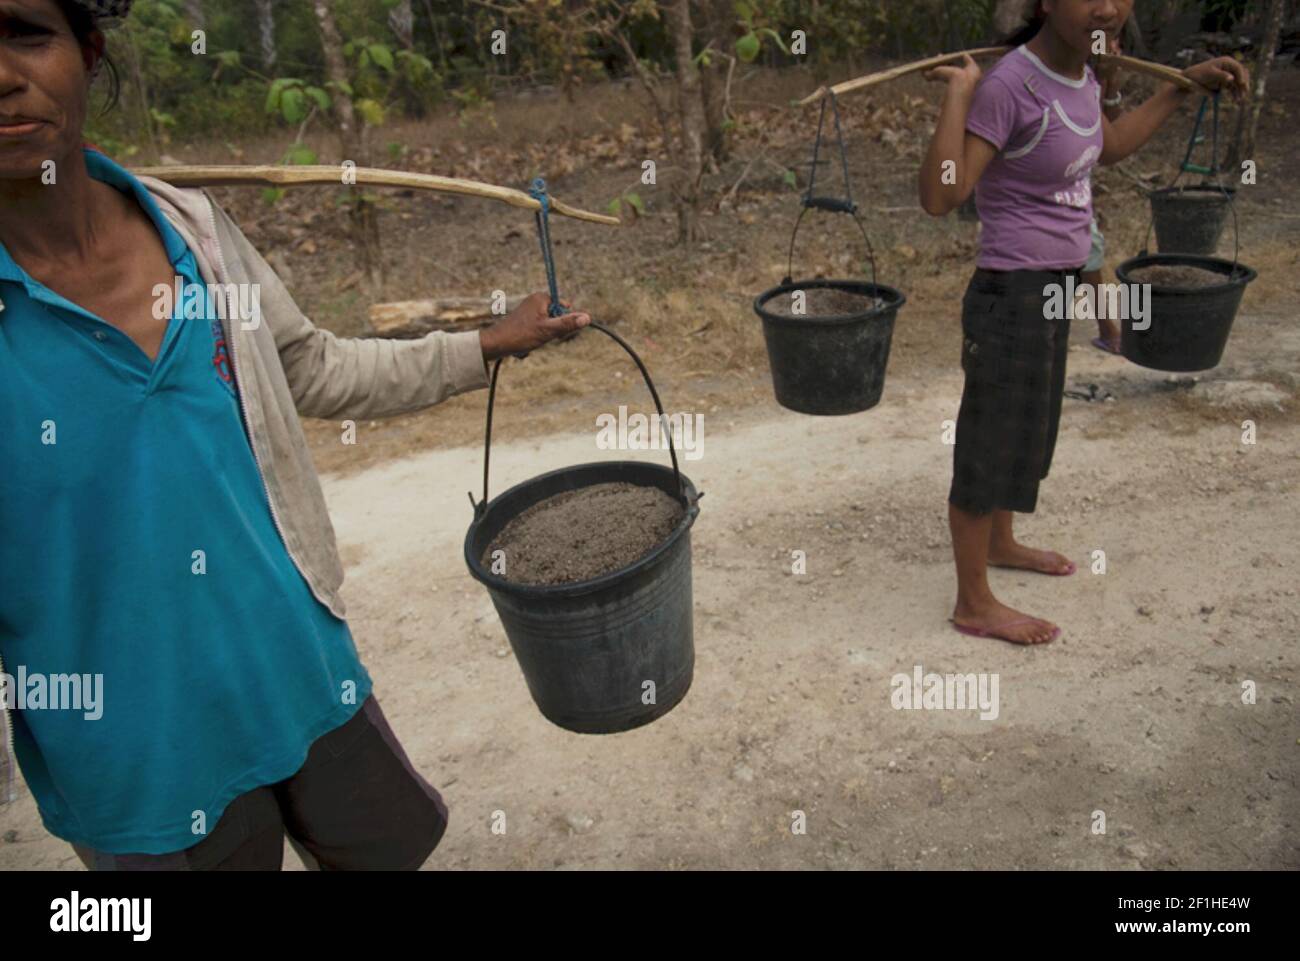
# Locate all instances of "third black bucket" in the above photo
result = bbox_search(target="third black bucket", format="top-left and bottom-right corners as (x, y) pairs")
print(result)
(1149, 185), (1235, 255)
(1115, 253), (1256, 372)
(757, 88), (906, 416)
(754, 279), (906, 416)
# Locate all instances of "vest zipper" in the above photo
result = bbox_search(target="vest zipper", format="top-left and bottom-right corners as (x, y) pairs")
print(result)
(201, 196), (341, 617)
(0, 651), (15, 803)
(203, 198), (294, 566)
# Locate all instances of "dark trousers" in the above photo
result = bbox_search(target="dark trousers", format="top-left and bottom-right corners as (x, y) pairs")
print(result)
(949, 267), (1077, 515)
(72, 696), (448, 871)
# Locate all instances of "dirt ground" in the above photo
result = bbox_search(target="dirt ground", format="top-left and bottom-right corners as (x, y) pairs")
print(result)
(3, 63), (1298, 870)
(5, 304), (1297, 870)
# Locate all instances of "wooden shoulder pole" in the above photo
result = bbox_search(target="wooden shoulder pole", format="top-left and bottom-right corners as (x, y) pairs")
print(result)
(799, 47), (1012, 105)
(130, 164), (623, 227)
(798, 47), (1206, 106)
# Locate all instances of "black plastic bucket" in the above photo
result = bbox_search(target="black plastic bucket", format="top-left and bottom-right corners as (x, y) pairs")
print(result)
(1149, 185), (1235, 255)
(754, 278), (906, 415)
(463, 324), (701, 734)
(1115, 253), (1256, 372)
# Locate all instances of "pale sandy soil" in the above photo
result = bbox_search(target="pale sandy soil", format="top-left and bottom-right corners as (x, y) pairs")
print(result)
(3, 305), (1296, 871)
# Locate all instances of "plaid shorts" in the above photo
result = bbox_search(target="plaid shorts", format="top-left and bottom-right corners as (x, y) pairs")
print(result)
(949, 268), (1076, 515)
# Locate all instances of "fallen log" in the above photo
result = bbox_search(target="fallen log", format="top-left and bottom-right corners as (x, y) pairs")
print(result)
(798, 47), (1206, 106)
(130, 164), (621, 227)
(368, 295), (526, 338)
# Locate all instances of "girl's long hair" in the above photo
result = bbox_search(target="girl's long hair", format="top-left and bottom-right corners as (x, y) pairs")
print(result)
(1002, 1), (1045, 46)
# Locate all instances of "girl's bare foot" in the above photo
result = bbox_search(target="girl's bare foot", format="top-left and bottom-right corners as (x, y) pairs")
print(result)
(952, 598), (1059, 645)
(1098, 318), (1121, 353)
(988, 540), (1076, 576)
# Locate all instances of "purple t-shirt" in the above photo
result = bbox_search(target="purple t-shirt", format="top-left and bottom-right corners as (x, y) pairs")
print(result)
(966, 45), (1104, 271)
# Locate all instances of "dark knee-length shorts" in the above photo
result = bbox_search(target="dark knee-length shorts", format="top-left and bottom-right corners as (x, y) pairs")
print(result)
(949, 267), (1077, 516)
(72, 696), (448, 871)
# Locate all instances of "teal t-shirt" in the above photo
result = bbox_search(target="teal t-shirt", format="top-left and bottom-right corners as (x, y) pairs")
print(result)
(0, 149), (372, 854)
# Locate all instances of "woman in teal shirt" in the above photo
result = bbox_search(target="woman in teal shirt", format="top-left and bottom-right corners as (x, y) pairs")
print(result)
(0, 0), (588, 869)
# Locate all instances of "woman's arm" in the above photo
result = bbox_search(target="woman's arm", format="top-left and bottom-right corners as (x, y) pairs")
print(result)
(920, 55), (999, 216)
(1100, 55), (1251, 166)
(209, 199), (588, 421)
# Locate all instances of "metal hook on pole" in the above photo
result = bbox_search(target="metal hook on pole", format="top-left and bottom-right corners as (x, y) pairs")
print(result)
(528, 177), (566, 319)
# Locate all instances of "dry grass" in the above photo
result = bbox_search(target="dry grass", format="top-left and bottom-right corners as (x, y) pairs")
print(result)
(154, 62), (1300, 475)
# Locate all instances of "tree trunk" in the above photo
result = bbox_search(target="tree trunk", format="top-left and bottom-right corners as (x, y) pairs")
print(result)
(698, 60), (729, 166)
(369, 295), (526, 338)
(312, 0), (383, 289)
(420, 0), (448, 70)
(1227, 0), (1283, 171)
(313, 1), (358, 157)
(667, 0), (706, 246)
(696, 0), (732, 166)
(183, 0), (204, 30)
(389, 0), (415, 50)
(255, 0), (277, 71)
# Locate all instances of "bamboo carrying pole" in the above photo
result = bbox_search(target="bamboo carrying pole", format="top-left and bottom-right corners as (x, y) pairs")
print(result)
(129, 164), (623, 227)
(798, 47), (1207, 106)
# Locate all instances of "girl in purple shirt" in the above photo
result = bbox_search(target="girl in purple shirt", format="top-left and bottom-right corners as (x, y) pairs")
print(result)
(918, 0), (1247, 646)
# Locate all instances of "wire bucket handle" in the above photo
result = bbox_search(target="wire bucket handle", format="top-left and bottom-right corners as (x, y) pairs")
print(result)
(784, 90), (879, 289)
(784, 204), (879, 290)
(1140, 90), (1241, 270)
(469, 322), (691, 517)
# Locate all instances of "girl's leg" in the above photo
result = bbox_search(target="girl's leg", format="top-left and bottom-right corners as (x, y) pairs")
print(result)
(988, 509), (1076, 575)
(949, 269), (1064, 643)
(988, 305), (1076, 577)
(1081, 268), (1121, 351)
(951, 503), (1058, 645)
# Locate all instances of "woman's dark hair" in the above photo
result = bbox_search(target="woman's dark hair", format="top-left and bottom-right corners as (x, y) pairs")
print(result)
(1002, 1), (1045, 46)
(56, 0), (121, 115)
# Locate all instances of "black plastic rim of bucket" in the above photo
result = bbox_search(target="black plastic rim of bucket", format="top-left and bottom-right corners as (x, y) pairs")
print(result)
(753, 278), (907, 329)
(464, 461), (700, 601)
(1149, 184), (1237, 203)
(1116, 252), (1257, 294)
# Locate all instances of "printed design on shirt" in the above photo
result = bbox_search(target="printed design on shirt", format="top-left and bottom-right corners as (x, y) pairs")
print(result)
(174, 277), (233, 396)
(1004, 107), (1050, 160)
(1052, 145), (1098, 210)
(1064, 144), (1101, 181)
(209, 316), (234, 396)
(1051, 98), (1101, 137)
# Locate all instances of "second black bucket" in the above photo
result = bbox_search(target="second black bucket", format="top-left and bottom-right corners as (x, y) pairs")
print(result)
(464, 324), (701, 734)
(1149, 185), (1235, 255)
(1115, 253), (1256, 372)
(754, 279), (906, 415)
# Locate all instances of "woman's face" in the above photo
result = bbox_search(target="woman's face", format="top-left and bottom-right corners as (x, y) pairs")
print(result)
(1044, 0), (1123, 54)
(0, 0), (100, 180)
(1107, 0), (1135, 40)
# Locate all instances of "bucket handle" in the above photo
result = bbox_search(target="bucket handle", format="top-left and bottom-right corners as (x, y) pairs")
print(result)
(784, 203), (879, 290)
(783, 90), (879, 290)
(469, 321), (692, 517)
(1140, 91), (1241, 271)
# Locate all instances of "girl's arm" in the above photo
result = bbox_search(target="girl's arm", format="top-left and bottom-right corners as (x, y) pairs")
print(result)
(1097, 35), (1126, 122)
(920, 55), (998, 216)
(1100, 55), (1251, 166)
(1099, 83), (1185, 165)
